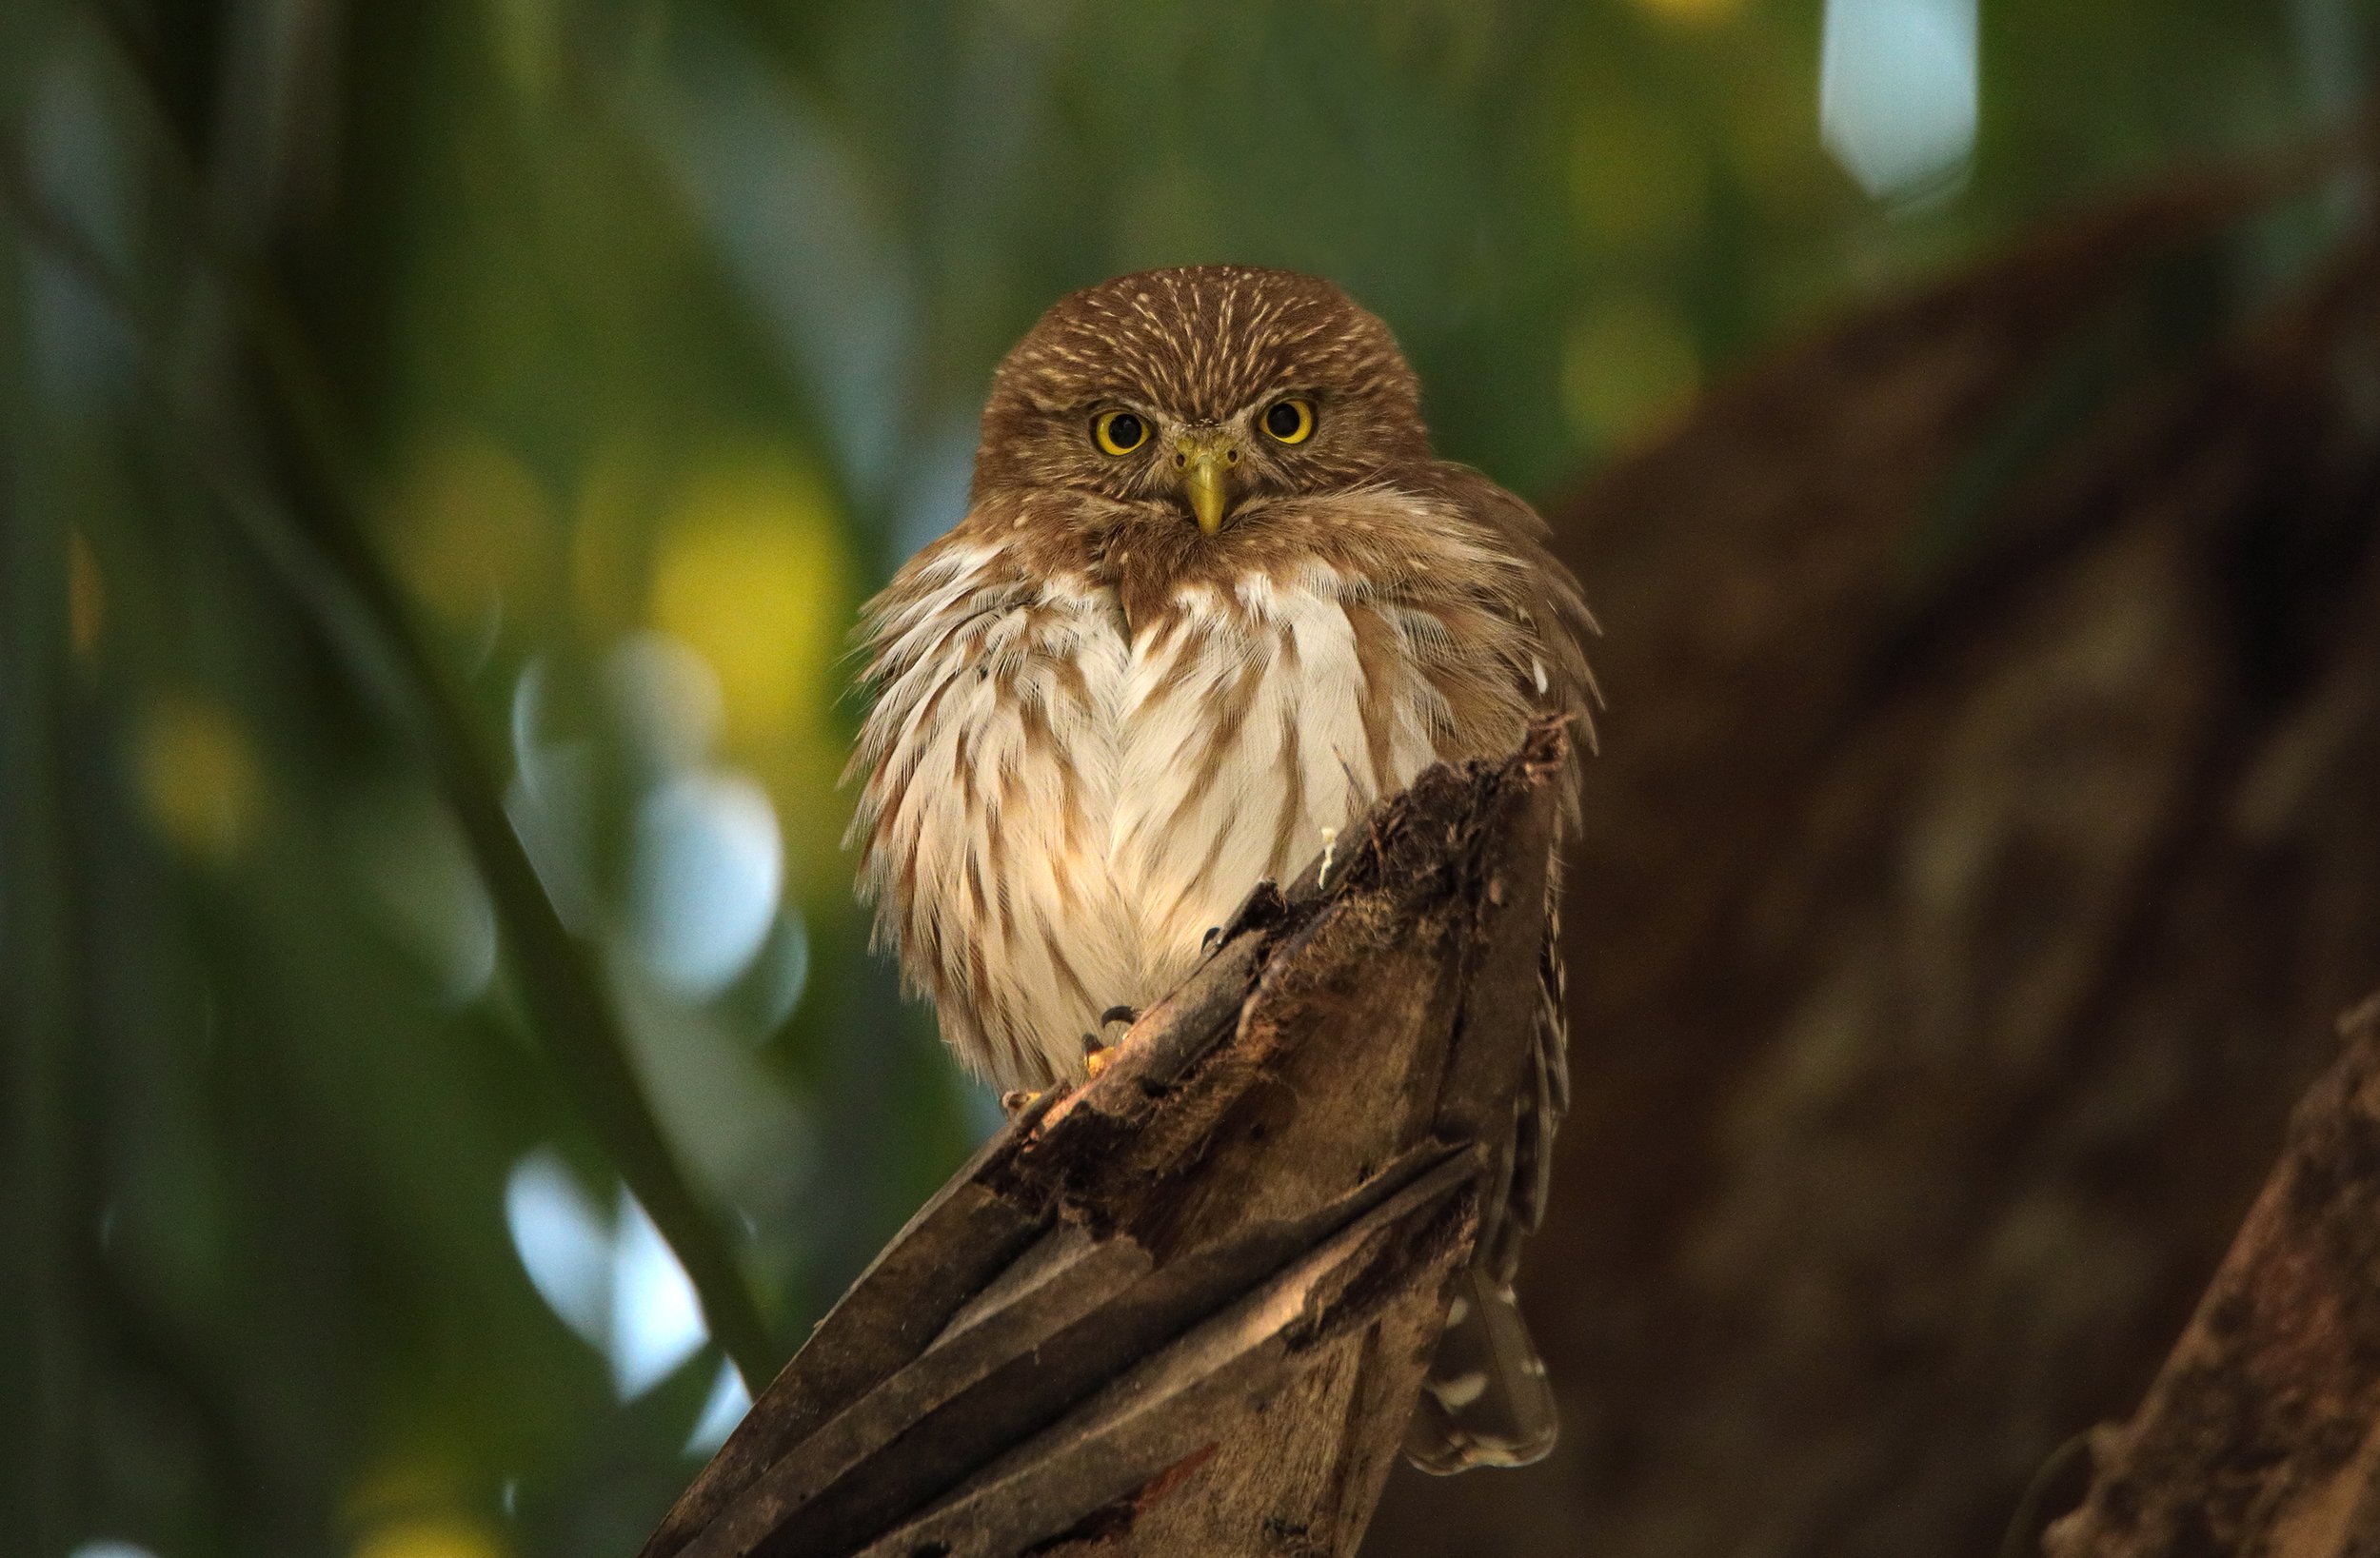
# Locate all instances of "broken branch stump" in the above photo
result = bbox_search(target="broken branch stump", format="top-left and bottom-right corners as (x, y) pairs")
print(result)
(637, 720), (1571, 1558)
(2037, 988), (2380, 1557)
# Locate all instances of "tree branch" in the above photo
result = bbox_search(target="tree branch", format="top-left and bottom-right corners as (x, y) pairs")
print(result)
(638, 720), (1572, 1558)
(2038, 988), (2380, 1557)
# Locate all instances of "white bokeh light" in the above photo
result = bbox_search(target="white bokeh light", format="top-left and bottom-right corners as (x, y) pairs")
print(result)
(1820, 0), (1979, 200)
(627, 769), (784, 998)
(504, 1149), (710, 1401)
(684, 1357), (754, 1455)
(608, 1187), (709, 1399)
(505, 1150), (613, 1347)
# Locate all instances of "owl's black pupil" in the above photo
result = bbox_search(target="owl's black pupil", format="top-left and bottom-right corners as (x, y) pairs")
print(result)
(1266, 402), (1303, 437)
(1106, 413), (1142, 447)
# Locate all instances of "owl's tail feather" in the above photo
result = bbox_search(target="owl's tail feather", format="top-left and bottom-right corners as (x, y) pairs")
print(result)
(1402, 1267), (1559, 1474)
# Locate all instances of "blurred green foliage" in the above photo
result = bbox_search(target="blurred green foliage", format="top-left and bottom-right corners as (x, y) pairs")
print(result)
(0, 2), (2367, 1556)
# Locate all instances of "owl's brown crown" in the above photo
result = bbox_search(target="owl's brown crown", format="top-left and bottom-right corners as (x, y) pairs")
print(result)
(989, 265), (1418, 423)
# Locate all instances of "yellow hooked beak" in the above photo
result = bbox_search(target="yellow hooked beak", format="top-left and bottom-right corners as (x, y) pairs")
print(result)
(1173, 430), (1240, 535)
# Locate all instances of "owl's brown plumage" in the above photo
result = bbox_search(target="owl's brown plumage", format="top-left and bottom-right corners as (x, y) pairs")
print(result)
(845, 266), (1595, 1472)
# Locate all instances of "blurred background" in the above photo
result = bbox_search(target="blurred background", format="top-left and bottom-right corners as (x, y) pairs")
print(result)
(4, 3), (2377, 1557)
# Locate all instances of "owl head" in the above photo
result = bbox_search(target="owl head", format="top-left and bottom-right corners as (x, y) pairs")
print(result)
(973, 266), (1431, 534)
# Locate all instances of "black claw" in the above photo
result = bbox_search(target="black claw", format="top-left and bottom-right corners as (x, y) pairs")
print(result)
(1100, 1004), (1138, 1028)
(1081, 1032), (1104, 1058)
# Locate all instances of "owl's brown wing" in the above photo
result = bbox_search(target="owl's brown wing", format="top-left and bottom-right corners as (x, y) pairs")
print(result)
(1404, 872), (1568, 1473)
(1501, 864), (1573, 1267)
(1396, 467), (1589, 1473)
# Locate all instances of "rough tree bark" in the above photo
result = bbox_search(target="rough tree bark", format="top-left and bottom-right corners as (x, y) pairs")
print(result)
(2040, 991), (2380, 1558)
(636, 724), (1570, 1558)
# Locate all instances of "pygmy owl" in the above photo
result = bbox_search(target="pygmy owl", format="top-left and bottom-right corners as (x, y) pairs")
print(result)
(845, 266), (1596, 1472)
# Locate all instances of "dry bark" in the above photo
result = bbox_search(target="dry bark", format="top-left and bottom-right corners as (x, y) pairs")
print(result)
(2039, 991), (2380, 1558)
(637, 723), (1570, 1558)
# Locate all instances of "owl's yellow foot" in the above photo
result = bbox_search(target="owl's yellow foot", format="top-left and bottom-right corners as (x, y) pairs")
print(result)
(1081, 1007), (1139, 1080)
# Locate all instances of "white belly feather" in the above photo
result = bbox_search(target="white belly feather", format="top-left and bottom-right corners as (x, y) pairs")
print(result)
(858, 544), (1448, 1088)
(1004, 565), (1435, 1082)
(1107, 567), (1438, 1006)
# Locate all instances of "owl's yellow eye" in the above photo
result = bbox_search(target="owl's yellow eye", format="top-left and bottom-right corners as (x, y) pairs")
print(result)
(1094, 410), (1148, 455)
(1261, 397), (1315, 444)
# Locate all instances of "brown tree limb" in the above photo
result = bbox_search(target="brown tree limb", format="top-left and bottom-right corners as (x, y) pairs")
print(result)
(636, 720), (1571, 1558)
(2037, 988), (2380, 1557)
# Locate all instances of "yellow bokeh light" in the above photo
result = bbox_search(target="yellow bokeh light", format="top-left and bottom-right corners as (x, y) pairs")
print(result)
(135, 696), (262, 863)
(387, 432), (554, 626)
(343, 1460), (506, 1558)
(353, 1517), (506, 1558)
(1561, 295), (1703, 451)
(646, 452), (854, 754)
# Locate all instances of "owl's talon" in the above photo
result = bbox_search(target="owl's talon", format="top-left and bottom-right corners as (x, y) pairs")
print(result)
(1100, 1005), (1138, 1029)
